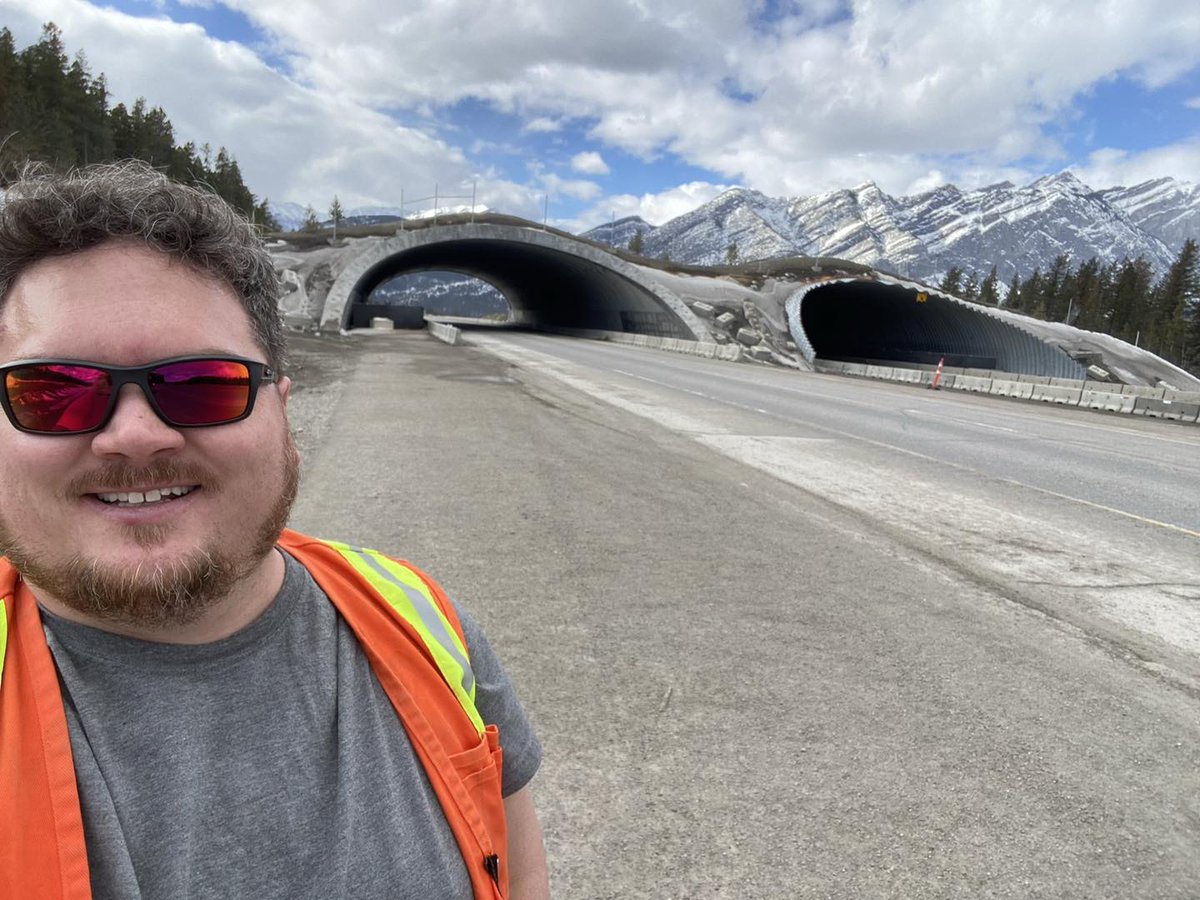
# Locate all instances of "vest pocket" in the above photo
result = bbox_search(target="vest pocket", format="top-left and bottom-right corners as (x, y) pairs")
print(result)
(448, 724), (507, 898)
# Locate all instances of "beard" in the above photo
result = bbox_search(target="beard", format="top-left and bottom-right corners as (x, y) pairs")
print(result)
(0, 431), (301, 631)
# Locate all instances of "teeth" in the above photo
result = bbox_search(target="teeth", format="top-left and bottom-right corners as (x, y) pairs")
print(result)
(97, 486), (194, 505)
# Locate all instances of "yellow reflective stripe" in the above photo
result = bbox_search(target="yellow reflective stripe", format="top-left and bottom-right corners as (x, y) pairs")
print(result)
(0, 597), (8, 692)
(328, 541), (485, 733)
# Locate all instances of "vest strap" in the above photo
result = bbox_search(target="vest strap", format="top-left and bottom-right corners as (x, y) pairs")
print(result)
(323, 540), (486, 734)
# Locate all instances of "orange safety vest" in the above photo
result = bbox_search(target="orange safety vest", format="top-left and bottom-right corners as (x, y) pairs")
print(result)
(0, 528), (508, 899)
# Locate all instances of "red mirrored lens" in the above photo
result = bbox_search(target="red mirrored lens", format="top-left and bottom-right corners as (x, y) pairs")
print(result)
(4, 364), (111, 433)
(149, 359), (252, 425)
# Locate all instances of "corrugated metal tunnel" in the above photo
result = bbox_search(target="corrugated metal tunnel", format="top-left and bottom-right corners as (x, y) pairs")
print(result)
(794, 279), (1084, 378)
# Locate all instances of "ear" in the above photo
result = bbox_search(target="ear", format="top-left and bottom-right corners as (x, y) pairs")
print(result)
(276, 375), (292, 410)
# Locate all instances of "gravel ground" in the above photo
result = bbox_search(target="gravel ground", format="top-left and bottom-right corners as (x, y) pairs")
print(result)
(278, 329), (1200, 899)
(281, 330), (367, 463)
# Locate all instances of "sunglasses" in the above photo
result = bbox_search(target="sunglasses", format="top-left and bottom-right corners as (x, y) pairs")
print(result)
(0, 355), (277, 435)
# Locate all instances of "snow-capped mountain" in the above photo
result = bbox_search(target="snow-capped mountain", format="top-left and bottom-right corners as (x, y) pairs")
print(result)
(582, 215), (656, 249)
(1099, 178), (1200, 253)
(270, 201), (309, 232)
(594, 173), (1195, 284)
(372, 271), (507, 318)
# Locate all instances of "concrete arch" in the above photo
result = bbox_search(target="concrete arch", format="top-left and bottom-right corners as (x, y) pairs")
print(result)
(785, 275), (1085, 378)
(321, 223), (711, 339)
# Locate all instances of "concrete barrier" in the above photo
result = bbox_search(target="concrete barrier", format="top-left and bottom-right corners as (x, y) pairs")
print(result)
(1134, 397), (1200, 422)
(1049, 377), (1082, 388)
(952, 374), (993, 394)
(814, 357), (1197, 425)
(1122, 384), (1166, 399)
(542, 325), (743, 362)
(1079, 389), (1136, 414)
(891, 368), (931, 385)
(427, 320), (460, 345)
(989, 379), (1035, 400)
(1030, 383), (1083, 405)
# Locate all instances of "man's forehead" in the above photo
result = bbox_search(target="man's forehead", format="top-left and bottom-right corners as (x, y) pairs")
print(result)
(0, 243), (253, 362)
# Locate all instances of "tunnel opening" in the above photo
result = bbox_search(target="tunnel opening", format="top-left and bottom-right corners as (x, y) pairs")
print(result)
(796, 280), (1083, 378)
(346, 238), (694, 338)
(368, 271), (511, 321)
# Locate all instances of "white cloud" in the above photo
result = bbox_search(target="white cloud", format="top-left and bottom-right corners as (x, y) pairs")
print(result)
(2, 0), (520, 209)
(8, 0), (1200, 216)
(536, 172), (602, 202)
(1070, 141), (1200, 189)
(569, 180), (737, 231)
(1186, 97), (1200, 110)
(522, 117), (563, 133)
(570, 151), (610, 175)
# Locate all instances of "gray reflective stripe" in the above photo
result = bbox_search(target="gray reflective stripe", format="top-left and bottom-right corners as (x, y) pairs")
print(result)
(352, 550), (476, 696)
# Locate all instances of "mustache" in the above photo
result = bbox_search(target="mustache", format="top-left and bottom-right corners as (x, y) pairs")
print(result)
(66, 460), (217, 495)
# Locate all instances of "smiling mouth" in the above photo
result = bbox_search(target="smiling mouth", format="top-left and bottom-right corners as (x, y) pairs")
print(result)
(95, 486), (198, 507)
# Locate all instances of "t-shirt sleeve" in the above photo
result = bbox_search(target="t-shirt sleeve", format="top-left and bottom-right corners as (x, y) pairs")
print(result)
(452, 601), (543, 797)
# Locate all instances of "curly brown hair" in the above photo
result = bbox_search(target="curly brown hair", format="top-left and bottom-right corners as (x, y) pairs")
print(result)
(0, 160), (286, 368)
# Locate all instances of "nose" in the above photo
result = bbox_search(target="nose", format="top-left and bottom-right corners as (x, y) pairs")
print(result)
(89, 383), (186, 462)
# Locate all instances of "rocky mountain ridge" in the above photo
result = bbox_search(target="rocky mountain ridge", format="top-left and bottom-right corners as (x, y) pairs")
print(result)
(580, 173), (1200, 286)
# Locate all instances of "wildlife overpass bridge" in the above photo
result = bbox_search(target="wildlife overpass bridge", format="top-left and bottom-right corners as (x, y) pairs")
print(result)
(269, 218), (1157, 381)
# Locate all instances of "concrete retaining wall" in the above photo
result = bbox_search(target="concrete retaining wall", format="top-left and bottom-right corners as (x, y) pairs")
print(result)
(815, 359), (1198, 425)
(539, 325), (743, 362)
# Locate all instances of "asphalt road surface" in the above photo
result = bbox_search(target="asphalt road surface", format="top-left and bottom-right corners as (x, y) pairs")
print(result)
(285, 330), (1200, 899)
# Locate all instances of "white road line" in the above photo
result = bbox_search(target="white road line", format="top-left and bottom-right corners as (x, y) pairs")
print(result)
(593, 364), (1200, 540)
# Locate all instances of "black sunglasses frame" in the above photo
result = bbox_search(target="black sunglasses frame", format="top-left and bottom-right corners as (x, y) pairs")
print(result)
(0, 355), (277, 436)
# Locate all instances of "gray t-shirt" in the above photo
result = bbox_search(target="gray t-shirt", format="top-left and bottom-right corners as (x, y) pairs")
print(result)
(42, 550), (542, 900)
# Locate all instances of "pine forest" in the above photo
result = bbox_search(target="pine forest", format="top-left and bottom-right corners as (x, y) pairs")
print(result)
(0, 22), (278, 229)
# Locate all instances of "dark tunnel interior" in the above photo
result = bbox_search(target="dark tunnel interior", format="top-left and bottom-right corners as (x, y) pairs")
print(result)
(799, 281), (1082, 377)
(350, 239), (692, 338)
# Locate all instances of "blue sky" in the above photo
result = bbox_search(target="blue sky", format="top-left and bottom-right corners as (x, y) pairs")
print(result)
(6, 0), (1200, 230)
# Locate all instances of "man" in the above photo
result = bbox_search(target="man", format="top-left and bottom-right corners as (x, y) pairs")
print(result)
(0, 161), (550, 899)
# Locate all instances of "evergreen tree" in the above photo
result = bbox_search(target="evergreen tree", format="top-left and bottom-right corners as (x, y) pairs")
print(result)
(1039, 254), (1072, 321)
(329, 195), (345, 238)
(253, 197), (281, 233)
(0, 28), (20, 133)
(961, 270), (979, 302)
(939, 266), (964, 296)
(168, 140), (209, 186)
(627, 230), (644, 254)
(302, 205), (320, 232)
(978, 267), (1000, 307)
(1109, 257), (1154, 345)
(1014, 268), (1043, 314)
(1066, 258), (1104, 328)
(1004, 273), (1020, 309)
(21, 23), (74, 165)
(1150, 238), (1198, 364)
(725, 241), (739, 266)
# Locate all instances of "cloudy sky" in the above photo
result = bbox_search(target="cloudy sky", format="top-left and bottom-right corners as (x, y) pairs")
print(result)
(5, 0), (1200, 229)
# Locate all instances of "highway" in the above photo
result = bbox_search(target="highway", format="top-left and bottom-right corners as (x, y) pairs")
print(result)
(474, 331), (1200, 533)
(286, 330), (1200, 899)
(470, 330), (1200, 680)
